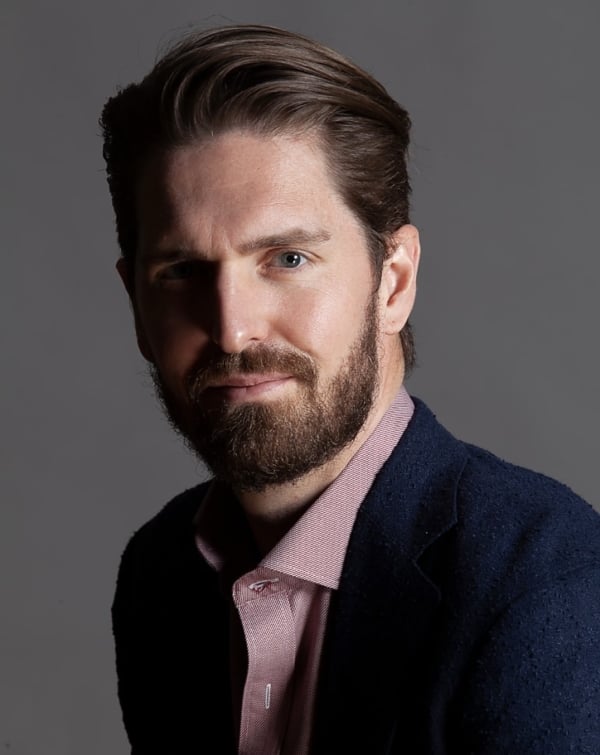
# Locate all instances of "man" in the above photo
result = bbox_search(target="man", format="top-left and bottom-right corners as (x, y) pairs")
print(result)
(101, 25), (600, 754)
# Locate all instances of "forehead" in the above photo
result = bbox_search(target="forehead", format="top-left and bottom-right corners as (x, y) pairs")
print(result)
(135, 130), (365, 253)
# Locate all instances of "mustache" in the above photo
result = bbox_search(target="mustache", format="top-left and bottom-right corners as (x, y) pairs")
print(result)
(186, 347), (317, 397)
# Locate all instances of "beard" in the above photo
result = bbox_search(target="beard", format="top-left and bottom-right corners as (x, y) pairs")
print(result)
(150, 296), (381, 492)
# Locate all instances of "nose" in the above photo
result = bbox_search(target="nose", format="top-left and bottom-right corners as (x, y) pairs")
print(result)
(210, 263), (269, 354)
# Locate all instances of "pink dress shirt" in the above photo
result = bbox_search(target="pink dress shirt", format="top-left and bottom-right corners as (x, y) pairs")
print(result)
(195, 387), (414, 754)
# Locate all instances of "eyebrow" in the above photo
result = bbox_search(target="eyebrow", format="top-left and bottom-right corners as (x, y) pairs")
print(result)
(238, 228), (332, 253)
(140, 227), (332, 264)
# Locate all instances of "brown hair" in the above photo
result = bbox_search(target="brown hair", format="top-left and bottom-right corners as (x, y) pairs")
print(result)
(100, 24), (416, 371)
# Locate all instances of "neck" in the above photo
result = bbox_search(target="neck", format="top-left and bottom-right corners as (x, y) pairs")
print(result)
(236, 368), (404, 555)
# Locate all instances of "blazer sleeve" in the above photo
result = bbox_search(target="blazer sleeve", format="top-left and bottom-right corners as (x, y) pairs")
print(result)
(452, 563), (600, 754)
(112, 534), (151, 753)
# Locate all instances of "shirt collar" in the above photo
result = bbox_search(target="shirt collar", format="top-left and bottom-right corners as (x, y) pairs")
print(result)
(195, 387), (414, 589)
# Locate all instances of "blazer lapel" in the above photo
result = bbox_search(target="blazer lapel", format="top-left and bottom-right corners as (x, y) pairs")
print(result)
(312, 399), (468, 753)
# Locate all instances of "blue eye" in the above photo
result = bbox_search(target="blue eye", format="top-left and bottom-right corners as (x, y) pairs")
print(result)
(272, 251), (307, 269)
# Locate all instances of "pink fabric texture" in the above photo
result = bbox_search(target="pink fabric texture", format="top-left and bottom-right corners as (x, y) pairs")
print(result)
(195, 387), (414, 754)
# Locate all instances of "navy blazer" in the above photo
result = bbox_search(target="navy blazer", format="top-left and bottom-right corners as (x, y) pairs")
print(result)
(113, 398), (600, 753)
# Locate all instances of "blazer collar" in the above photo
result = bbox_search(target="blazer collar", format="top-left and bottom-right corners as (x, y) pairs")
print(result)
(312, 398), (468, 753)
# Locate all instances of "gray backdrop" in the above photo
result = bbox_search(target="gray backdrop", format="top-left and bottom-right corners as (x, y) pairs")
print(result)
(2, 1), (598, 753)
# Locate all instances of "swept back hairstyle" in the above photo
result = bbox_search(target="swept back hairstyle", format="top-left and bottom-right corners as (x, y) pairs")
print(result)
(100, 24), (416, 371)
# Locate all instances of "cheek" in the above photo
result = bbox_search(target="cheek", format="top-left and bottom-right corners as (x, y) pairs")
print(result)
(279, 280), (368, 361)
(136, 292), (210, 377)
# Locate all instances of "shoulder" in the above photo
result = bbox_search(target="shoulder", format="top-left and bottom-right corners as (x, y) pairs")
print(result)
(457, 441), (600, 579)
(377, 396), (600, 601)
(116, 481), (212, 583)
(406, 396), (600, 564)
(129, 480), (210, 541)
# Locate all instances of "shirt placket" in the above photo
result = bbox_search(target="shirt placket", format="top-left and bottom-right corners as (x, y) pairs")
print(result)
(234, 575), (296, 755)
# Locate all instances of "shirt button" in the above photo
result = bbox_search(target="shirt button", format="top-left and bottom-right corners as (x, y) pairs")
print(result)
(248, 578), (280, 593)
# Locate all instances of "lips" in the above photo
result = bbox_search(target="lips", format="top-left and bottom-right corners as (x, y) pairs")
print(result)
(205, 373), (292, 389)
(200, 373), (294, 403)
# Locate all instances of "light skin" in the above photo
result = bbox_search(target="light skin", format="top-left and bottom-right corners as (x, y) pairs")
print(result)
(118, 130), (420, 552)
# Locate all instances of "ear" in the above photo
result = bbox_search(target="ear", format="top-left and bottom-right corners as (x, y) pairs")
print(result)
(379, 224), (420, 335)
(116, 257), (154, 363)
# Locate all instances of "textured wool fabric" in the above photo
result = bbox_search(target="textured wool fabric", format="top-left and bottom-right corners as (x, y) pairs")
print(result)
(113, 397), (600, 754)
(194, 388), (414, 754)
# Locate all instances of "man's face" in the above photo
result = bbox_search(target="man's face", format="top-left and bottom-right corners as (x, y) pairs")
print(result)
(126, 131), (408, 491)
